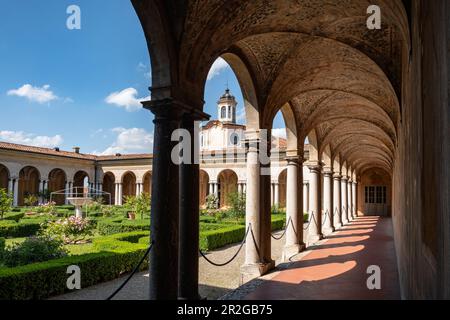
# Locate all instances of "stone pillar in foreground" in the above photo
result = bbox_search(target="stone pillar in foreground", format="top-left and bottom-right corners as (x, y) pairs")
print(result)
(333, 174), (342, 228)
(308, 164), (323, 244)
(303, 182), (309, 213)
(241, 134), (273, 283)
(322, 169), (334, 235)
(283, 156), (304, 260)
(143, 98), (186, 300)
(341, 177), (349, 224)
(179, 110), (209, 300)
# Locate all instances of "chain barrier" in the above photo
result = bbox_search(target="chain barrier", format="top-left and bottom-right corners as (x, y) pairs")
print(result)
(106, 241), (154, 300)
(304, 211), (315, 230)
(270, 217), (292, 240)
(200, 225), (250, 267)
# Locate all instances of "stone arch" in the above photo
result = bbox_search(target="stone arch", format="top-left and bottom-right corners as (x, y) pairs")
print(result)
(358, 167), (392, 217)
(102, 172), (115, 205)
(142, 171), (152, 195)
(217, 169), (238, 208)
(220, 53), (260, 130)
(73, 171), (89, 197)
(122, 171), (137, 199)
(278, 169), (287, 209)
(18, 166), (40, 206)
(48, 168), (67, 205)
(0, 163), (10, 191)
(199, 170), (209, 208)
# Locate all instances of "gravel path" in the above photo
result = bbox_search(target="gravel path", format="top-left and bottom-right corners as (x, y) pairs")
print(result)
(52, 227), (309, 300)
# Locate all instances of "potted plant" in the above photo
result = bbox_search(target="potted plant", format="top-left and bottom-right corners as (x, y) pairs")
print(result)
(124, 195), (137, 220)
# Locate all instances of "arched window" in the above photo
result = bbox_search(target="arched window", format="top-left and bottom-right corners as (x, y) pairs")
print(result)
(201, 135), (204, 147)
(228, 106), (232, 119)
(230, 133), (239, 146)
(221, 106), (226, 119)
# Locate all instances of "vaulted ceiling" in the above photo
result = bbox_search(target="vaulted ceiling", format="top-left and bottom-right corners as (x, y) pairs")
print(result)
(133, 0), (410, 176)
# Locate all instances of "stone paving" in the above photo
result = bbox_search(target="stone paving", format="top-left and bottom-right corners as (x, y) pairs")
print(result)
(237, 216), (400, 300)
(52, 227), (306, 300)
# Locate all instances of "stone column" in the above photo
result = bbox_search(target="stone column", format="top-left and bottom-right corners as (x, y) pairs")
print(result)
(283, 157), (304, 259)
(347, 179), (353, 220)
(208, 182), (214, 196)
(303, 182), (309, 214)
(243, 139), (260, 267)
(341, 177), (349, 224)
(114, 183), (119, 205)
(322, 170), (334, 235)
(352, 181), (358, 217)
(274, 183), (280, 207)
(118, 183), (123, 205)
(178, 111), (208, 300)
(238, 183), (243, 195)
(136, 183), (141, 196)
(308, 164), (323, 243)
(333, 174), (342, 228)
(142, 98), (187, 300)
(241, 136), (273, 282)
(38, 180), (45, 204)
(64, 181), (70, 205)
(7, 179), (13, 194)
(270, 183), (274, 207)
(13, 179), (19, 206)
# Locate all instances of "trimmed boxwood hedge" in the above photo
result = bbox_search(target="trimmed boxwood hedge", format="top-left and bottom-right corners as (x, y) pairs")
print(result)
(199, 224), (246, 251)
(0, 237), (5, 260)
(0, 231), (149, 300)
(3, 212), (25, 222)
(97, 218), (150, 235)
(0, 219), (43, 238)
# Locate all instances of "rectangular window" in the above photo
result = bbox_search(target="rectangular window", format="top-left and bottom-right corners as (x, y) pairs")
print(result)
(365, 186), (387, 204)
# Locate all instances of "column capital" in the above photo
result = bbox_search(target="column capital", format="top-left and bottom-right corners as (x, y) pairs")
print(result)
(323, 168), (334, 177)
(333, 173), (342, 180)
(307, 162), (322, 173)
(143, 98), (208, 121)
(285, 155), (301, 164)
(341, 176), (349, 182)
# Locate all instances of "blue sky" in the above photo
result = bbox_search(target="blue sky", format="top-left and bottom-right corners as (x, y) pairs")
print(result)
(0, 0), (285, 155)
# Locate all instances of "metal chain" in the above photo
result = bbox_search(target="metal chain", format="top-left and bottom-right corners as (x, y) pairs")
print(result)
(304, 211), (315, 230)
(271, 217), (292, 240)
(199, 225), (250, 267)
(106, 241), (154, 300)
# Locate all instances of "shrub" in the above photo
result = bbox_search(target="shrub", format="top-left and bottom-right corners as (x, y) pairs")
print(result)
(2, 236), (68, 267)
(0, 237), (5, 260)
(0, 219), (44, 238)
(0, 231), (149, 300)
(227, 192), (246, 220)
(23, 194), (38, 207)
(205, 194), (219, 210)
(41, 216), (94, 244)
(33, 202), (56, 215)
(3, 212), (25, 222)
(97, 218), (150, 235)
(271, 215), (286, 231)
(0, 188), (13, 220)
(124, 193), (151, 219)
(199, 224), (246, 251)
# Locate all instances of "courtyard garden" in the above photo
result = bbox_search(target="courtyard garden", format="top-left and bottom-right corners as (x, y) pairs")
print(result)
(0, 189), (287, 300)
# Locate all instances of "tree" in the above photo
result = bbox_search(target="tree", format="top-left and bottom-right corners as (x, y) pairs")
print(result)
(0, 188), (13, 220)
(24, 194), (38, 208)
(227, 191), (246, 221)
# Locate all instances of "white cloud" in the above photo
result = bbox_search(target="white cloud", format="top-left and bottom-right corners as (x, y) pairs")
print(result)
(0, 130), (63, 148)
(95, 127), (153, 155)
(272, 128), (287, 140)
(7, 84), (58, 104)
(105, 87), (150, 112)
(207, 57), (230, 80)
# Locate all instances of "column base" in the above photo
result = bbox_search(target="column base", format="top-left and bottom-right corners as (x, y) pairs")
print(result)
(240, 260), (275, 285)
(282, 243), (305, 261)
(322, 227), (335, 235)
(334, 222), (343, 229)
(307, 234), (323, 245)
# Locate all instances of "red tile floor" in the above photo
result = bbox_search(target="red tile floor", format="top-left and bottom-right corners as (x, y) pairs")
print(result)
(245, 216), (401, 300)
